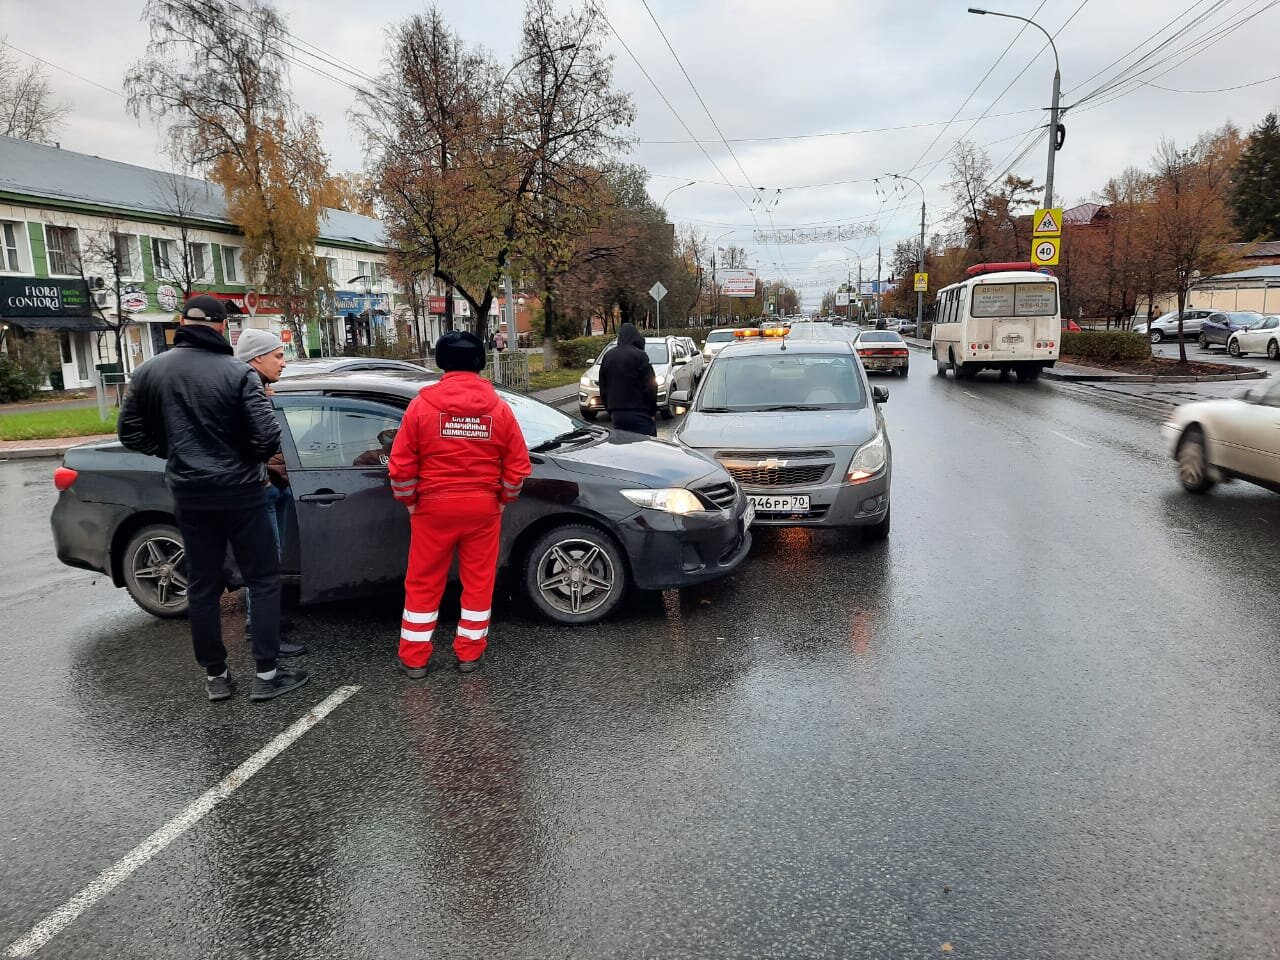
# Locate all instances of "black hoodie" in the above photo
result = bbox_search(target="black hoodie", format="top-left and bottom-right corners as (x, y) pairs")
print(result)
(598, 322), (657, 416)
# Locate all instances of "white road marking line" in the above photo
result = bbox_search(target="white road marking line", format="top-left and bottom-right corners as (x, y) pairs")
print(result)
(962, 391), (982, 401)
(5, 685), (362, 958)
(1051, 430), (1091, 449)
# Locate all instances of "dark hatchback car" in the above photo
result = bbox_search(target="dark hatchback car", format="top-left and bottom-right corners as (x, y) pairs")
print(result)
(51, 371), (753, 625)
(1199, 311), (1262, 350)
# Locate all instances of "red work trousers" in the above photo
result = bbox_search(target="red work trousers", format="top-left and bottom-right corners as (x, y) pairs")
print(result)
(399, 495), (502, 669)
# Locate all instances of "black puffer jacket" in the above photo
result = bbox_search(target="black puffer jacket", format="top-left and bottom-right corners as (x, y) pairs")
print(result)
(118, 324), (281, 503)
(598, 322), (657, 415)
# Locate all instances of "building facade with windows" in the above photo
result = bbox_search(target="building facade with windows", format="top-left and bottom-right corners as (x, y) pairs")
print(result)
(0, 135), (395, 388)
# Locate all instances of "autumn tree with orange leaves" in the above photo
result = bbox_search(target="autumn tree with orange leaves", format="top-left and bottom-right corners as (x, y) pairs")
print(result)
(124, 0), (338, 346)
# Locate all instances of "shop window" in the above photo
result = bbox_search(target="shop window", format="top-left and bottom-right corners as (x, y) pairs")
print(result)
(45, 226), (80, 276)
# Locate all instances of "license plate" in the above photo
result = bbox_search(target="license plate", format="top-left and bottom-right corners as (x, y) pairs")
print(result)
(1002, 334), (1023, 343)
(866, 360), (891, 369)
(748, 494), (810, 513)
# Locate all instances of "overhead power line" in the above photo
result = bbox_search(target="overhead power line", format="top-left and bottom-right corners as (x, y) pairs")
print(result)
(0, 38), (125, 98)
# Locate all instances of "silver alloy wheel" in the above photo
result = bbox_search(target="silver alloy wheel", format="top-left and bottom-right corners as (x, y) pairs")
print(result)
(1177, 432), (1214, 493)
(1228, 338), (1241, 357)
(535, 537), (616, 617)
(1151, 329), (1164, 343)
(129, 534), (189, 611)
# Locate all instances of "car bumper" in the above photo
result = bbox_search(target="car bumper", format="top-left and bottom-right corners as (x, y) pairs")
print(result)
(617, 494), (754, 590)
(742, 471), (891, 528)
(51, 492), (119, 578)
(860, 357), (909, 374)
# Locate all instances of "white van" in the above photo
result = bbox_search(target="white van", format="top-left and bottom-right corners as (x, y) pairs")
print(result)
(931, 264), (1061, 382)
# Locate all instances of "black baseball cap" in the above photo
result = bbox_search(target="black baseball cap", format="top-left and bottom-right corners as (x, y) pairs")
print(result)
(182, 295), (229, 323)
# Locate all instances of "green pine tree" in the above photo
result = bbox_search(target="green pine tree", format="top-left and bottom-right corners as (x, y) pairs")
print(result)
(1231, 113), (1280, 240)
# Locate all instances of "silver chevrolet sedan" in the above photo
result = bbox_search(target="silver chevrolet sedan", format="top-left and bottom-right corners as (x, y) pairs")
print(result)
(671, 338), (892, 537)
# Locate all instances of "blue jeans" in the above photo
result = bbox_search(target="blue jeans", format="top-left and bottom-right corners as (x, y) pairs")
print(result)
(247, 486), (291, 634)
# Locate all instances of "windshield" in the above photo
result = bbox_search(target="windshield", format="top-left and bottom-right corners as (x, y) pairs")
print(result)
(706, 330), (736, 343)
(970, 281), (1059, 318)
(498, 389), (593, 449)
(1227, 312), (1262, 323)
(696, 353), (865, 412)
(645, 342), (670, 364)
(857, 332), (903, 343)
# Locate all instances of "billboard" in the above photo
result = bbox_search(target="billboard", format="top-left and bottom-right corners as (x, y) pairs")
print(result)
(721, 269), (757, 297)
(835, 291), (850, 307)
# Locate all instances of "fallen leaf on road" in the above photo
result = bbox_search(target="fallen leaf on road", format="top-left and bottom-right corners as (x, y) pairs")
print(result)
(941, 944), (953, 953)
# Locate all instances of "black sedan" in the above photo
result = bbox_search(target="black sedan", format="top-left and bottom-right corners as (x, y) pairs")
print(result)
(50, 371), (753, 625)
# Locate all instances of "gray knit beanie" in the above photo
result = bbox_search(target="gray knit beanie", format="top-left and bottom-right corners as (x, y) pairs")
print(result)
(235, 328), (284, 362)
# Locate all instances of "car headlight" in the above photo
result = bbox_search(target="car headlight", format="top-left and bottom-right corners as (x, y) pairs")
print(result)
(655, 375), (667, 388)
(579, 375), (593, 388)
(846, 431), (887, 483)
(620, 488), (706, 515)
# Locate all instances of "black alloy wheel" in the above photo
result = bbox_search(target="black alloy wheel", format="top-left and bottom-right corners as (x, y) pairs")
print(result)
(1268, 339), (1279, 361)
(1228, 338), (1242, 357)
(1198, 334), (1210, 350)
(122, 523), (190, 618)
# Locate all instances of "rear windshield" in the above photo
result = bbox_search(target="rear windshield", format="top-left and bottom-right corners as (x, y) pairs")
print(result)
(696, 353), (865, 412)
(705, 330), (736, 343)
(857, 332), (903, 343)
(970, 282), (1058, 318)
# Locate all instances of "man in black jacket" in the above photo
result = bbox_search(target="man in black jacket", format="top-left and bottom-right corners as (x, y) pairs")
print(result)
(598, 322), (658, 436)
(118, 296), (308, 703)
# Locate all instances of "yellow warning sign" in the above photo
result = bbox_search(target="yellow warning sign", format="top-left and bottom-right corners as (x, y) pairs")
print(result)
(1033, 207), (1063, 236)
(913, 272), (928, 292)
(1031, 236), (1060, 266)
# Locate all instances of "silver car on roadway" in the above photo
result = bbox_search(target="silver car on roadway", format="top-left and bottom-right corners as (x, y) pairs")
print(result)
(672, 338), (892, 536)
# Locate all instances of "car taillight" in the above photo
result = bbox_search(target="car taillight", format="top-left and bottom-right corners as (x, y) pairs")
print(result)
(53, 466), (78, 491)
(892, 349), (908, 356)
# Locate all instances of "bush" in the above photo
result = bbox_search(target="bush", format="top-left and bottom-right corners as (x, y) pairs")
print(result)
(0, 357), (38, 402)
(1060, 330), (1150, 364)
(556, 335), (610, 368)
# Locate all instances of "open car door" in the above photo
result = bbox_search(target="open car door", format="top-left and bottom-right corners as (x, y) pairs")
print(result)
(275, 394), (410, 604)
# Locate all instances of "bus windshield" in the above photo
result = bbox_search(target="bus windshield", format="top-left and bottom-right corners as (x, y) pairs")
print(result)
(970, 282), (1058, 318)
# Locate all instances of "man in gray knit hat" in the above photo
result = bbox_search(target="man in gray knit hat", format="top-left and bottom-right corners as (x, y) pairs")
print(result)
(234, 328), (305, 657)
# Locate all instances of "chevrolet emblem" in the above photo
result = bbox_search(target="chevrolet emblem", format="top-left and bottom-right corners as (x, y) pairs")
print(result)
(757, 458), (788, 469)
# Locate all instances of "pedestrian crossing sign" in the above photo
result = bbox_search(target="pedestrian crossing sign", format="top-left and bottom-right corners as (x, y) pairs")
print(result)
(1033, 207), (1063, 236)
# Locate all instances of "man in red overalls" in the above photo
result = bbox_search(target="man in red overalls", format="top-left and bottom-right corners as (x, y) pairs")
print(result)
(389, 331), (532, 676)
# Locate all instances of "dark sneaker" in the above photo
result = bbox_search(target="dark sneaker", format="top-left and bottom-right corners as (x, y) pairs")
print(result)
(399, 661), (429, 680)
(249, 668), (309, 702)
(279, 640), (307, 656)
(456, 657), (483, 674)
(206, 673), (235, 702)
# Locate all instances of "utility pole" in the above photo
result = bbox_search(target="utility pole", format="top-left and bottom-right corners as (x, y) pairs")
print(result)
(875, 246), (882, 324)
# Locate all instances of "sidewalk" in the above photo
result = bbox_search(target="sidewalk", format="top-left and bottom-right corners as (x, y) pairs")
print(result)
(2, 383), (581, 461)
(901, 337), (1268, 383)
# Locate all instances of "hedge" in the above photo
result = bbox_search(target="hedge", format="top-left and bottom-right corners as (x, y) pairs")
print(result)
(1060, 330), (1150, 364)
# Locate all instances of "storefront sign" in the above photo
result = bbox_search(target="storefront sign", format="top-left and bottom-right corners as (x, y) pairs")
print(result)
(157, 284), (180, 312)
(121, 285), (149, 313)
(188, 290), (284, 315)
(0, 277), (91, 317)
(333, 290), (390, 314)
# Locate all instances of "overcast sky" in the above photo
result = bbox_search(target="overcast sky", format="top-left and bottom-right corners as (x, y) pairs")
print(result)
(4, 0), (1278, 304)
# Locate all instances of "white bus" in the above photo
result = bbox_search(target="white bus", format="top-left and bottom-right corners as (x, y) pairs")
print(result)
(931, 263), (1061, 382)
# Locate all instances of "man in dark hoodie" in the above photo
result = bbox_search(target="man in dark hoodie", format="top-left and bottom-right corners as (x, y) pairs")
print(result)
(598, 322), (658, 436)
(388, 331), (532, 677)
(118, 295), (308, 703)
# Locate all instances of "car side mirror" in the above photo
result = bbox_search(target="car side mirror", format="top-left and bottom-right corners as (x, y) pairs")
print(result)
(670, 390), (691, 404)
(872, 386), (889, 404)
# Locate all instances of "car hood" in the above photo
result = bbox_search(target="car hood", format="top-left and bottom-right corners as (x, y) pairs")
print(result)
(675, 407), (876, 451)
(1171, 398), (1247, 423)
(553, 432), (721, 487)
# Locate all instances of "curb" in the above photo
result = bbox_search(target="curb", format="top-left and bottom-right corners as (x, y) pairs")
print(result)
(0, 435), (116, 461)
(1042, 368), (1267, 383)
(534, 389), (580, 407)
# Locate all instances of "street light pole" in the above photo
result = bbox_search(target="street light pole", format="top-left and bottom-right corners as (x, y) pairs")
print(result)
(968, 7), (1061, 208)
(709, 230), (733, 326)
(660, 181), (696, 209)
(893, 174), (927, 338)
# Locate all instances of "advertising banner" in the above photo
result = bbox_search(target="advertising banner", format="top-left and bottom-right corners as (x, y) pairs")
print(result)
(721, 269), (757, 297)
(0, 277), (91, 317)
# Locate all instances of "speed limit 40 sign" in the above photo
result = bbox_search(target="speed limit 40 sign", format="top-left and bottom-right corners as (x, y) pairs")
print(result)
(1032, 236), (1060, 267)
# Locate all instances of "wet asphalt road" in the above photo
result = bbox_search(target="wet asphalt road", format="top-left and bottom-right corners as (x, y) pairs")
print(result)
(3, 327), (1280, 959)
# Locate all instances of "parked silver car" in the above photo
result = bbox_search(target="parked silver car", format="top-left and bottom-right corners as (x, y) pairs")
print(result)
(1144, 309), (1213, 342)
(672, 338), (892, 536)
(578, 335), (699, 420)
